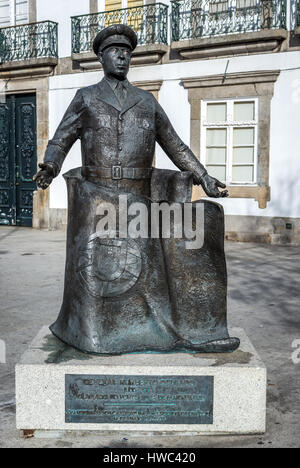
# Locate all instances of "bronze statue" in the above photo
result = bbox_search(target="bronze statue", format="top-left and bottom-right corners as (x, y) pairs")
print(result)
(34, 24), (239, 355)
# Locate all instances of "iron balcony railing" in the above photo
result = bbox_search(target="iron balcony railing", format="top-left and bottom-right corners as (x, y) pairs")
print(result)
(0, 20), (58, 63)
(71, 3), (168, 54)
(296, 0), (300, 27)
(171, 0), (287, 42)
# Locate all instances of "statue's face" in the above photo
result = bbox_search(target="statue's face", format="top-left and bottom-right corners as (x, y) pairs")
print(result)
(98, 45), (132, 80)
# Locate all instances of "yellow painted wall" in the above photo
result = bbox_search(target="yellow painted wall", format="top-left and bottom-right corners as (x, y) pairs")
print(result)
(104, 0), (144, 29)
(105, 0), (122, 11)
(105, 0), (143, 11)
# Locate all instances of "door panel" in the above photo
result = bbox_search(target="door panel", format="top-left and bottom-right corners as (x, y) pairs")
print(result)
(15, 94), (37, 226)
(0, 98), (15, 225)
(0, 93), (36, 227)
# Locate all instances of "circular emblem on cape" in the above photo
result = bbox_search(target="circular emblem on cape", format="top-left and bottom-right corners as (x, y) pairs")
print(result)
(77, 234), (142, 298)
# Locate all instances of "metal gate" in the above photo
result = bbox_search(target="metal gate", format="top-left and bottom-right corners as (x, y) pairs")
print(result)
(0, 93), (37, 227)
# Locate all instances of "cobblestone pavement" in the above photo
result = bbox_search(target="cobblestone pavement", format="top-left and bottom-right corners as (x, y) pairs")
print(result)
(0, 226), (299, 448)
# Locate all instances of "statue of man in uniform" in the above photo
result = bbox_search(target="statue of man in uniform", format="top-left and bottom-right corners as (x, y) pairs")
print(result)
(34, 24), (239, 355)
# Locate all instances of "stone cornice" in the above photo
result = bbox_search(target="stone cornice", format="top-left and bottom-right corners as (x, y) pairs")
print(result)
(131, 80), (163, 92)
(0, 57), (57, 79)
(181, 70), (281, 89)
(172, 29), (288, 60)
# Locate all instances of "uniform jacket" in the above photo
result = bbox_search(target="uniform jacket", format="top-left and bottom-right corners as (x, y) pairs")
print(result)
(44, 77), (206, 183)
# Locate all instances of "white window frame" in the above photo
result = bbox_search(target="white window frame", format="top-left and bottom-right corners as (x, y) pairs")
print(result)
(0, 0), (12, 27)
(0, 0), (29, 27)
(201, 97), (259, 186)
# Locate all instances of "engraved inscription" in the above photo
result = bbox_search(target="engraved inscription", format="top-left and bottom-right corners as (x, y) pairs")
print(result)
(65, 374), (214, 424)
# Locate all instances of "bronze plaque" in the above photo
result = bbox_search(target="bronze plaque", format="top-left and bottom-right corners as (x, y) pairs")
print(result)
(65, 374), (214, 424)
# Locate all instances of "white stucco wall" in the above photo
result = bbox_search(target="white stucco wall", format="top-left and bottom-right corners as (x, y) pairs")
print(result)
(48, 50), (300, 218)
(36, 0), (90, 58)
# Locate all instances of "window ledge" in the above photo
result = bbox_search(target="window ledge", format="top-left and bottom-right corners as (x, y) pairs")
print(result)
(171, 29), (288, 60)
(193, 185), (270, 209)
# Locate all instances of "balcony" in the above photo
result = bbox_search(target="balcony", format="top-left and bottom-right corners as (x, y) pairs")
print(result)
(171, 0), (288, 59)
(295, 0), (300, 35)
(71, 3), (169, 69)
(0, 20), (58, 77)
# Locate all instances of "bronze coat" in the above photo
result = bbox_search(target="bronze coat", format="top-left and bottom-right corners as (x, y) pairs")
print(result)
(44, 78), (207, 182)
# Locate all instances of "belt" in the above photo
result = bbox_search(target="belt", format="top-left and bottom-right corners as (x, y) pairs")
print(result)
(82, 165), (152, 180)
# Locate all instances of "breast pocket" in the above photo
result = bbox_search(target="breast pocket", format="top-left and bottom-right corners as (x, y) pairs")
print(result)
(97, 114), (111, 128)
(136, 118), (154, 147)
(93, 115), (115, 145)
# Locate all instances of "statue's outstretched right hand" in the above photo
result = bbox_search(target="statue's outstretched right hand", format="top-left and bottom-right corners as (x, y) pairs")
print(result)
(33, 163), (55, 190)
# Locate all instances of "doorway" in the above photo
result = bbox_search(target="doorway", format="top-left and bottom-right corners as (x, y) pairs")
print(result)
(0, 93), (37, 227)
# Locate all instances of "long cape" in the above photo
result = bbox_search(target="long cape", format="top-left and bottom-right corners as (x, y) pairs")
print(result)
(50, 168), (239, 354)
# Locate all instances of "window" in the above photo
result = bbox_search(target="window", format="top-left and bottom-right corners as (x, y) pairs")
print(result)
(15, 0), (28, 24)
(209, 0), (262, 11)
(101, 0), (143, 29)
(236, 0), (258, 9)
(0, 0), (28, 27)
(201, 98), (258, 185)
(104, 0), (143, 12)
(0, 0), (10, 27)
(209, 1), (229, 15)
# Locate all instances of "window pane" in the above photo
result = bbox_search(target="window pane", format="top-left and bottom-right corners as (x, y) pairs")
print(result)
(16, 0), (28, 24)
(234, 102), (255, 121)
(206, 147), (226, 164)
(237, 0), (257, 10)
(233, 147), (254, 164)
(207, 128), (227, 146)
(233, 128), (254, 145)
(0, 4), (9, 15)
(206, 165), (226, 181)
(207, 103), (227, 122)
(209, 1), (229, 14)
(232, 166), (254, 183)
(16, 0), (28, 12)
(0, 0), (10, 26)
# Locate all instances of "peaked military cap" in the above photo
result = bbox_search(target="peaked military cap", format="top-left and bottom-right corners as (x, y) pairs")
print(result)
(93, 24), (138, 55)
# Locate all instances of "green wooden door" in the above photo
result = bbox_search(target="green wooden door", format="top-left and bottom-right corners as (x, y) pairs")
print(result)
(0, 94), (37, 227)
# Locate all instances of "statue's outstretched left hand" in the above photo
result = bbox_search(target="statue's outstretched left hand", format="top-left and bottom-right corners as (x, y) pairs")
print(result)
(200, 173), (229, 198)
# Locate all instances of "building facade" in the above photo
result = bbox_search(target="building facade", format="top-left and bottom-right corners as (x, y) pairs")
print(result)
(0, 0), (300, 244)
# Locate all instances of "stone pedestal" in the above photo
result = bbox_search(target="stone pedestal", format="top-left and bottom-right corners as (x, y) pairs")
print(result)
(16, 326), (266, 435)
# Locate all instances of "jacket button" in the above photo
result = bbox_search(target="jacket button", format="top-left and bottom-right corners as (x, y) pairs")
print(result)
(119, 147), (122, 151)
